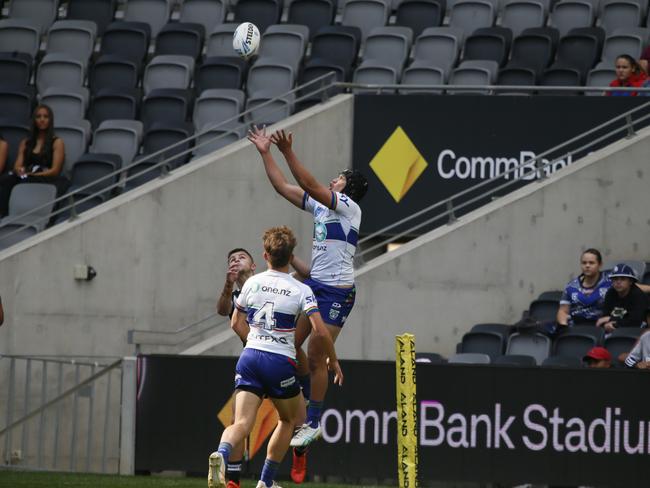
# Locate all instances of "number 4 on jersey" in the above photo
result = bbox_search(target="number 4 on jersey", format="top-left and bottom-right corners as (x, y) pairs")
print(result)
(252, 301), (276, 330)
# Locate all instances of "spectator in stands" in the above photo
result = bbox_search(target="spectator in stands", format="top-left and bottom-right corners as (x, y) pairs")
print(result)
(607, 55), (647, 96)
(596, 264), (648, 332)
(0, 105), (68, 217)
(557, 249), (611, 328)
(0, 137), (8, 174)
(583, 347), (612, 368)
(624, 330), (650, 369)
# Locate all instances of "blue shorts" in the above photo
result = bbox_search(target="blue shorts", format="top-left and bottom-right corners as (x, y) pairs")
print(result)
(304, 278), (356, 327)
(234, 348), (301, 399)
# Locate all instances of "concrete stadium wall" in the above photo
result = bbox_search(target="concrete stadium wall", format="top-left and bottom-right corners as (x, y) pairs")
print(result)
(338, 126), (650, 360)
(0, 95), (354, 358)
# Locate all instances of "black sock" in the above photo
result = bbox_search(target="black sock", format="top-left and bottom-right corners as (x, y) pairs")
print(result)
(227, 460), (242, 484)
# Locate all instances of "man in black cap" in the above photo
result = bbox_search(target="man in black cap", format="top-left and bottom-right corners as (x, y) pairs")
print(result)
(596, 263), (649, 332)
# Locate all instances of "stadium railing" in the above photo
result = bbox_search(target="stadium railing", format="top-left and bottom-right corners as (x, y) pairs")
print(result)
(0, 354), (132, 474)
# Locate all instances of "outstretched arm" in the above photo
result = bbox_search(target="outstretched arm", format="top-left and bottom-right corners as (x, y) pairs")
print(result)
(291, 255), (311, 281)
(248, 126), (304, 208)
(271, 130), (335, 209)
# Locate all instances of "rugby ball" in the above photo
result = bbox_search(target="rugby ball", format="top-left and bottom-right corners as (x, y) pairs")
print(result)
(233, 22), (260, 59)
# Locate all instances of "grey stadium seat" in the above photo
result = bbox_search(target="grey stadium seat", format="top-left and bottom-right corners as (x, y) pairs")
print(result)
(586, 67), (614, 94)
(604, 328), (643, 365)
(193, 129), (241, 158)
(66, 0), (117, 36)
(0, 19), (41, 58)
(0, 183), (58, 232)
(361, 26), (413, 73)
(600, 33), (643, 63)
(143, 55), (195, 95)
(55, 121), (92, 176)
(40, 87), (90, 126)
(246, 58), (295, 97)
(288, 0), (336, 40)
(600, 1), (642, 35)
(46, 20), (98, 64)
(8, 0), (58, 34)
(448, 60), (499, 94)
(0, 123), (30, 168)
(206, 24), (239, 58)
(412, 27), (463, 74)
(36, 54), (86, 94)
(506, 332), (551, 365)
(448, 353), (491, 364)
(500, 0), (547, 37)
(400, 64), (446, 93)
(91, 120), (144, 169)
(352, 62), (399, 92)
(460, 331), (506, 359)
(65, 153), (122, 211)
(394, 0), (444, 39)
(449, 0), (495, 39)
(553, 326), (604, 358)
(124, 0), (173, 38)
(193, 88), (245, 132)
(245, 91), (295, 126)
(601, 0), (648, 17)
(180, 0), (227, 36)
(257, 25), (310, 72)
(549, 1), (595, 37)
(155, 22), (206, 60)
(341, 0), (390, 40)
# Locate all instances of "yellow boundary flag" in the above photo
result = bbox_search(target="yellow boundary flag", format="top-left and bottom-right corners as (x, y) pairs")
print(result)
(396, 333), (418, 488)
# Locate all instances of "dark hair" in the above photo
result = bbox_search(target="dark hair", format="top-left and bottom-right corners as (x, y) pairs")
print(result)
(227, 248), (254, 262)
(340, 169), (368, 203)
(616, 54), (642, 75)
(581, 248), (603, 264)
(263, 226), (296, 267)
(23, 104), (55, 165)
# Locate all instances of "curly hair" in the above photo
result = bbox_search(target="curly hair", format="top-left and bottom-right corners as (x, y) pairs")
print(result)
(263, 226), (297, 268)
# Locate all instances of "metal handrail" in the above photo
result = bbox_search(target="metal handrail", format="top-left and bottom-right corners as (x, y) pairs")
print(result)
(127, 312), (230, 350)
(0, 359), (122, 437)
(0, 71), (338, 246)
(340, 83), (650, 93)
(355, 99), (650, 262)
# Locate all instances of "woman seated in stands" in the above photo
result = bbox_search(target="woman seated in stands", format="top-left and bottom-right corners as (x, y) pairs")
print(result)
(607, 54), (647, 96)
(556, 248), (611, 328)
(0, 104), (68, 217)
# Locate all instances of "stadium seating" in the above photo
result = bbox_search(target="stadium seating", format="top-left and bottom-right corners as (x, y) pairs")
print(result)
(506, 332), (552, 365)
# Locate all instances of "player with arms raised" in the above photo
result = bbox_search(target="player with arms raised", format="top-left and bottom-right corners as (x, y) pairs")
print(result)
(208, 226), (343, 488)
(248, 127), (368, 459)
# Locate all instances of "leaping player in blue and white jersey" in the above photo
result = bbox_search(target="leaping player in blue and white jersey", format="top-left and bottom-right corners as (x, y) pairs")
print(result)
(208, 226), (343, 488)
(248, 126), (368, 456)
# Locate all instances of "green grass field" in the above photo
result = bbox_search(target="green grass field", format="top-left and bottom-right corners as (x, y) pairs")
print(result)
(0, 471), (370, 488)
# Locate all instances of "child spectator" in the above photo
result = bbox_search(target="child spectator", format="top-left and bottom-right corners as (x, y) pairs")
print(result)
(596, 264), (649, 332)
(583, 347), (612, 368)
(607, 54), (647, 96)
(0, 105), (68, 217)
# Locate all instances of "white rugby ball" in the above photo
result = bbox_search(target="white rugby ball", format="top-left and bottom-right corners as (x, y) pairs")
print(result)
(233, 22), (260, 59)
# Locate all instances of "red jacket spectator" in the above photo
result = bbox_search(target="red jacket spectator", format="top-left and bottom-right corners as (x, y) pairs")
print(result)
(608, 55), (647, 96)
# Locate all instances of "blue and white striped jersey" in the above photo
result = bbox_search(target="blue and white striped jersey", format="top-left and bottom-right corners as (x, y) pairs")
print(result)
(302, 191), (361, 287)
(235, 270), (319, 359)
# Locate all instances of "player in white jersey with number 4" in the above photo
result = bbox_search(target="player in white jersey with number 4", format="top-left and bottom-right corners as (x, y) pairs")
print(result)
(208, 226), (343, 488)
(248, 127), (368, 460)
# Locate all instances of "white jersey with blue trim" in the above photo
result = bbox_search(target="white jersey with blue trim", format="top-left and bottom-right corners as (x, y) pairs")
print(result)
(302, 191), (361, 287)
(235, 269), (319, 359)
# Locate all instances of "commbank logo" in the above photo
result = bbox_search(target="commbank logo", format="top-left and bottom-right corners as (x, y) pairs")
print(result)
(369, 126), (428, 203)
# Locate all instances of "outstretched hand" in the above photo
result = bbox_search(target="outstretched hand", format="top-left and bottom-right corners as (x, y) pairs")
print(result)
(271, 130), (293, 153)
(247, 125), (271, 154)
